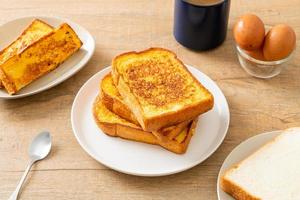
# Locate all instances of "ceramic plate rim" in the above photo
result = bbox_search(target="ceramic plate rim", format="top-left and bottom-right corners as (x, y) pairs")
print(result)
(217, 130), (282, 200)
(0, 15), (95, 99)
(71, 65), (230, 176)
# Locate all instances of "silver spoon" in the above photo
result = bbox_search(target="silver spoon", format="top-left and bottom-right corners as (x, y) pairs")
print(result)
(8, 131), (52, 200)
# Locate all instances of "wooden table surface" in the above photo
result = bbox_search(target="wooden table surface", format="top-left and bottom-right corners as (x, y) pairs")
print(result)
(0, 0), (299, 199)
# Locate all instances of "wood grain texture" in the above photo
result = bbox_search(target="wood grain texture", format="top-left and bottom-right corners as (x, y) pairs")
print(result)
(0, 0), (299, 199)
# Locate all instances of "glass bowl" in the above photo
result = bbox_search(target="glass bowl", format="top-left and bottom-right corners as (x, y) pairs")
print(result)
(236, 45), (294, 79)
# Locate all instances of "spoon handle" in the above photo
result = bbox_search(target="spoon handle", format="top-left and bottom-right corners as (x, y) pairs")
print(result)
(8, 160), (35, 200)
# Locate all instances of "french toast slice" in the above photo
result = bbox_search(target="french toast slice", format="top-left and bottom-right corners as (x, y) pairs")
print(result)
(0, 23), (82, 94)
(101, 73), (140, 125)
(153, 117), (197, 154)
(93, 95), (196, 154)
(100, 73), (191, 139)
(112, 48), (214, 131)
(0, 19), (54, 88)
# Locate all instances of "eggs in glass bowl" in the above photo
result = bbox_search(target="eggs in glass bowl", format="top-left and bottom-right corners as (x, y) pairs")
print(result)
(233, 14), (296, 78)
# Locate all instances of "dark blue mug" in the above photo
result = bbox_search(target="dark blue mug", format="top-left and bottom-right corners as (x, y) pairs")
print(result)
(174, 0), (230, 51)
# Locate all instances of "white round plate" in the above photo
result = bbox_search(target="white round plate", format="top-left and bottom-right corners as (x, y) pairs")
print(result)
(71, 65), (230, 176)
(0, 16), (95, 99)
(217, 130), (281, 200)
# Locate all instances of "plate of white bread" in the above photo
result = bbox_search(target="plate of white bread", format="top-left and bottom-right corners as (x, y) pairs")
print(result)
(218, 127), (300, 200)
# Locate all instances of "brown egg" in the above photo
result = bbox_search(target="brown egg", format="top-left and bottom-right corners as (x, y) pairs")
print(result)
(233, 14), (265, 51)
(263, 24), (296, 61)
(245, 48), (266, 61)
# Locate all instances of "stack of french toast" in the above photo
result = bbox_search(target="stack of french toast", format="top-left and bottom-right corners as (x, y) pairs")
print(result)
(93, 48), (214, 154)
(0, 19), (82, 94)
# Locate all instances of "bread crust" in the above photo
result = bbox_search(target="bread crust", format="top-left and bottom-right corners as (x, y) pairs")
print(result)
(221, 176), (260, 200)
(112, 47), (213, 131)
(221, 128), (300, 200)
(0, 19), (54, 58)
(0, 68), (17, 93)
(92, 95), (197, 154)
(0, 31), (57, 94)
(0, 19), (54, 89)
(143, 99), (212, 131)
(101, 73), (190, 140)
(0, 23), (82, 94)
(164, 119), (191, 140)
(93, 95), (157, 144)
(153, 118), (198, 154)
(101, 73), (140, 125)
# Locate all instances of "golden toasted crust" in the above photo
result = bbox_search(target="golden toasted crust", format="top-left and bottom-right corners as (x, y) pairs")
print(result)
(93, 95), (157, 144)
(96, 121), (159, 145)
(101, 73), (140, 125)
(161, 119), (191, 140)
(0, 19), (54, 63)
(92, 95), (196, 154)
(0, 69), (16, 92)
(0, 19), (54, 88)
(153, 118), (198, 154)
(143, 100), (212, 131)
(100, 73), (190, 139)
(0, 23), (82, 94)
(112, 47), (214, 131)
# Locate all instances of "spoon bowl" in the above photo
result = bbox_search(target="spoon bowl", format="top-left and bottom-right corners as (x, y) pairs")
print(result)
(29, 131), (52, 161)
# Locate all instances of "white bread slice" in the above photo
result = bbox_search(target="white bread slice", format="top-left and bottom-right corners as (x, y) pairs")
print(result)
(221, 127), (300, 200)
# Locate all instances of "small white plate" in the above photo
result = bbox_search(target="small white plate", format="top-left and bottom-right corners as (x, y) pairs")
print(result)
(0, 16), (95, 99)
(71, 65), (230, 176)
(217, 130), (281, 200)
